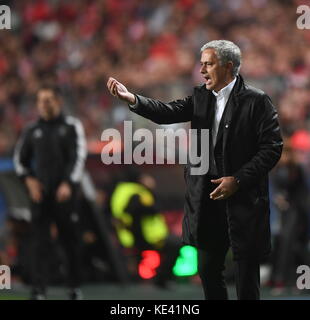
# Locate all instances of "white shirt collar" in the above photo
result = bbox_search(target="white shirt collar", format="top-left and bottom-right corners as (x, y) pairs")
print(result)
(212, 77), (236, 100)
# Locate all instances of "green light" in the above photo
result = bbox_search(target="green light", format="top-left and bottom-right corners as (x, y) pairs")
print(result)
(172, 245), (198, 277)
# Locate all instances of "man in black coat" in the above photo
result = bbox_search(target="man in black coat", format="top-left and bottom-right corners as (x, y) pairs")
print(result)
(14, 85), (87, 299)
(107, 40), (283, 300)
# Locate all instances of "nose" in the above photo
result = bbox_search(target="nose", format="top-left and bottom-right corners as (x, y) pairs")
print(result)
(200, 64), (207, 74)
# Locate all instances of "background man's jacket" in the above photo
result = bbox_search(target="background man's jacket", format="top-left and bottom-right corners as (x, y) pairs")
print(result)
(14, 113), (87, 193)
(129, 75), (283, 261)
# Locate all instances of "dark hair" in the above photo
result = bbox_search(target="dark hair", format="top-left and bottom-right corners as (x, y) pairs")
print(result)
(37, 85), (61, 98)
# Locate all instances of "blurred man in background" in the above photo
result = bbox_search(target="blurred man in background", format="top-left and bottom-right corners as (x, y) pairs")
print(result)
(13, 85), (87, 300)
(270, 139), (310, 294)
(107, 40), (283, 300)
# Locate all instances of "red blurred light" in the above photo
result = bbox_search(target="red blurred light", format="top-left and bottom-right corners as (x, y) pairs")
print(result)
(138, 250), (161, 279)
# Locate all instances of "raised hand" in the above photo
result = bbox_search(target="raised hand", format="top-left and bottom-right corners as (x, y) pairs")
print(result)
(107, 77), (136, 104)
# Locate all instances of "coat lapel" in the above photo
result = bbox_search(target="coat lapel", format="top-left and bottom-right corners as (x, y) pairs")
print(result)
(194, 86), (214, 129)
(214, 92), (234, 148)
(194, 75), (245, 158)
(221, 93), (237, 152)
(221, 75), (244, 155)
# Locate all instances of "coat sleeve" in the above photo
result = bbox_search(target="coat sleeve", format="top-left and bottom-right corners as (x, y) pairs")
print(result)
(13, 127), (34, 180)
(128, 94), (193, 124)
(233, 94), (283, 189)
(63, 117), (87, 185)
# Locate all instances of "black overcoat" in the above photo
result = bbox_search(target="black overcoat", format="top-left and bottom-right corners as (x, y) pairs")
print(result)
(129, 75), (283, 261)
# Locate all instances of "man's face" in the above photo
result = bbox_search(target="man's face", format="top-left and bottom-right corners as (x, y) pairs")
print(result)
(200, 48), (232, 92)
(37, 89), (61, 120)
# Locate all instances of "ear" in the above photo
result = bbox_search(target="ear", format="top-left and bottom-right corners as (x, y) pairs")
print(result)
(227, 61), (233, 74)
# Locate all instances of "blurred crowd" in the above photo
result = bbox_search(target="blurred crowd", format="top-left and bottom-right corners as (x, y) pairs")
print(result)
(0, 0), (310, 294)
(0, 0), (310, 154)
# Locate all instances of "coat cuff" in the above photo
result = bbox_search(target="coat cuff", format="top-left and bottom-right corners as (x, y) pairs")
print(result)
(232, 172), (244, 189)
(19, 172), (34, 183)
(61, 178), (77, 188)
(128, 94), (139, 109)
(128, 94), (150, 111)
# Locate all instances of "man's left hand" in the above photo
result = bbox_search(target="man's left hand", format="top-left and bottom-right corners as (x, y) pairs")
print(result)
(56, 182), (72, 202)
(210, 177), (239, 200)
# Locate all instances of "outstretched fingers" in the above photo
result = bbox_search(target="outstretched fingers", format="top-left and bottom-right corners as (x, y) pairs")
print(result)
(210, 178), (225, 200)
(107, 77), (119, 96)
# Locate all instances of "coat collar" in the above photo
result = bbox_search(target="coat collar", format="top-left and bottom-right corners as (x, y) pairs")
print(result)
(212, 77), (237, 100)
(39, 112), (64, 124)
